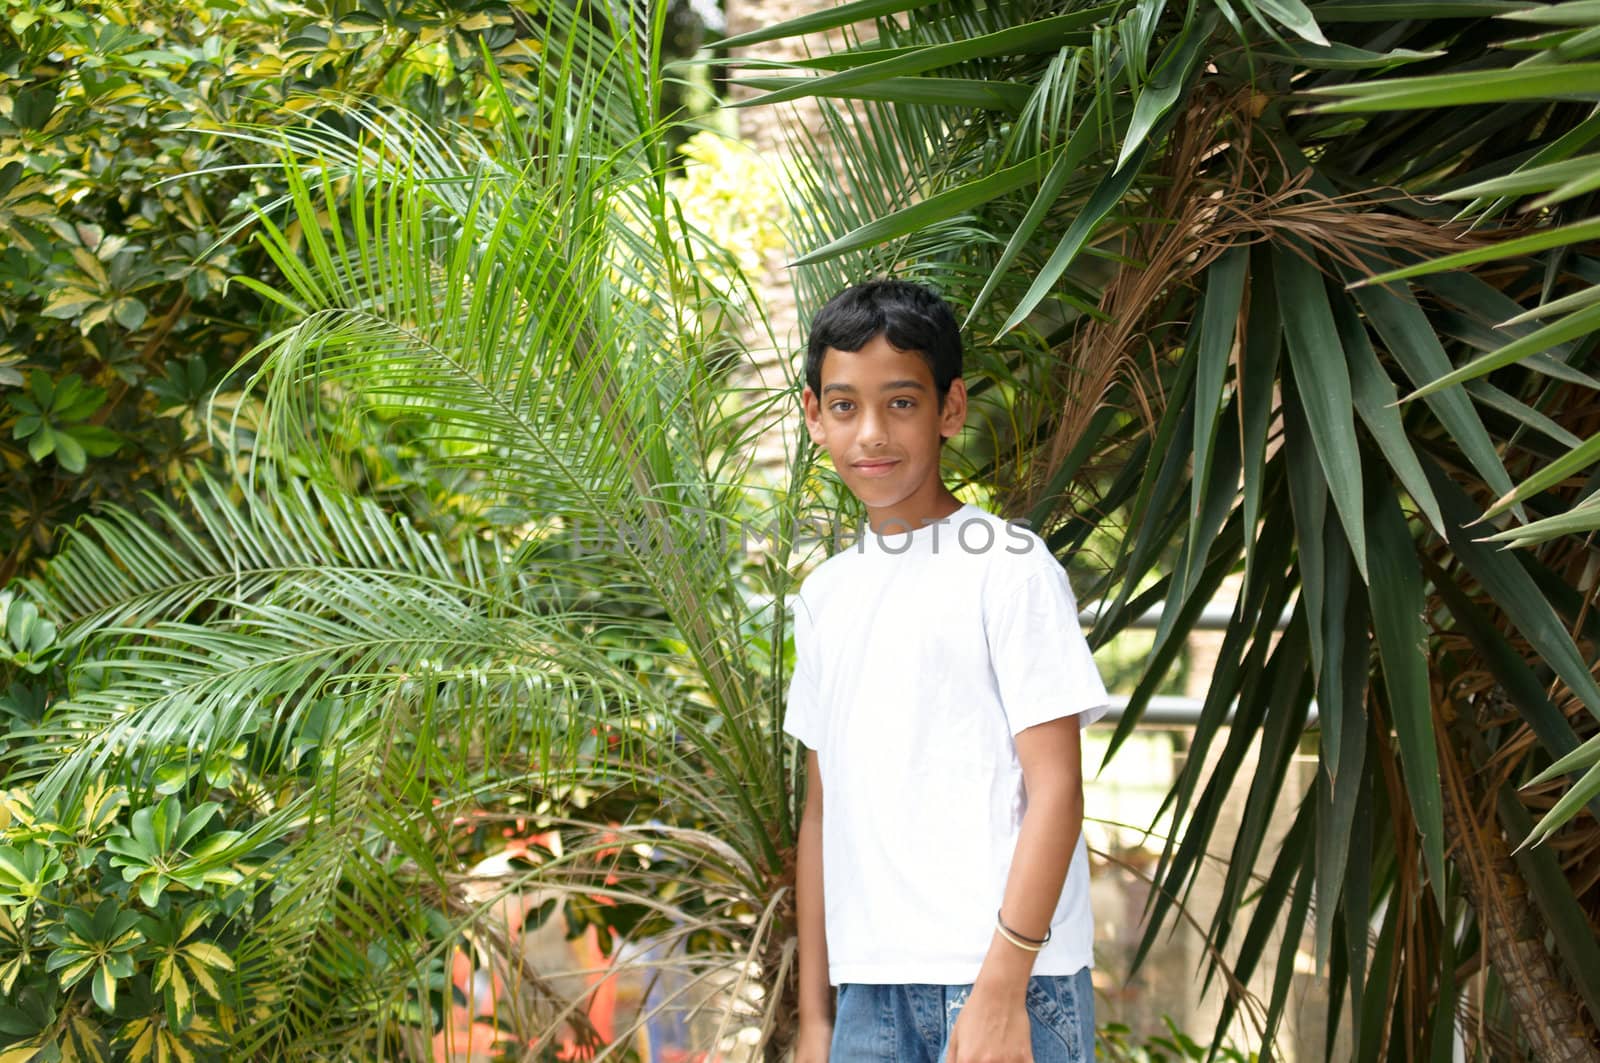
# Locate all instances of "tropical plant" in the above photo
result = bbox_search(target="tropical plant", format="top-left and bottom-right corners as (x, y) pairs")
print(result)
(0, 777), (256, 1060)
(3, 3), (823, 1060)
(0, 0), (579, 587)
(721, 0), (1600, 1057)
(1100, 1016), (1258, 1062)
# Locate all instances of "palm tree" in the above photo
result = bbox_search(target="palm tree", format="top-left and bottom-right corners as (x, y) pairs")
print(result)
(720, 0), (1600, 1057)
(14, 5), (823, 1057)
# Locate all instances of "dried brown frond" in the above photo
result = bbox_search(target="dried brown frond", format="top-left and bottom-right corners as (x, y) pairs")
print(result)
(1012, 84), (1511, 519)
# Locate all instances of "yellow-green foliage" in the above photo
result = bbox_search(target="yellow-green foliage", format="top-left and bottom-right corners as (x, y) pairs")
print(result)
(668, 130), (790, 299)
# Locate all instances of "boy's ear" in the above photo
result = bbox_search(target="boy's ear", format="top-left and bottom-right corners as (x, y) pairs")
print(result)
(801, 385), (826, 445)
(939, 378), (968, 439)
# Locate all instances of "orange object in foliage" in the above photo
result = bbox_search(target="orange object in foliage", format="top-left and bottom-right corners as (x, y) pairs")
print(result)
(553, 918), (619, 1059)
(432, 817), (656, 1062)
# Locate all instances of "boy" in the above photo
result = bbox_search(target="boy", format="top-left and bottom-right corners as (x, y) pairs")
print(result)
(784, 280), (1110, 1063)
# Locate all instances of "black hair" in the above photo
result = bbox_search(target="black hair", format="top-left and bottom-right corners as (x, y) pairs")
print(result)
(804, 279), (963, 404)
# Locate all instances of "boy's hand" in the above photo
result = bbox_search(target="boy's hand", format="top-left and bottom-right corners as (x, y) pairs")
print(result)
(794, 1017), (833, 1063)
(945, 985), (1032, 1063)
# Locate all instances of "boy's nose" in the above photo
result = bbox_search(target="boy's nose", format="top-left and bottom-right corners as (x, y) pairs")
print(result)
(858, 409), (889, 446)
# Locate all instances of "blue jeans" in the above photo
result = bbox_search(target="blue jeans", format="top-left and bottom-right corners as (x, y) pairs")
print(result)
(828, 966), (1095, 1062)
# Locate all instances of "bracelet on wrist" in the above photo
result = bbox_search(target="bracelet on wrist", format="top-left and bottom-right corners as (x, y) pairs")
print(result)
(995, 908), (1050, 952)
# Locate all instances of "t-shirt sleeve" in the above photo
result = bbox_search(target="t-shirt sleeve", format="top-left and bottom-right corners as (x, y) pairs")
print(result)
(986, 564), (1111, 737)
(782, 593), (825, 749)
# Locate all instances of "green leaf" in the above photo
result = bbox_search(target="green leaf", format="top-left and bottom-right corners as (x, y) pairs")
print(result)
(1438, 155), (1600, 201)
(186, 830), (244, 861)
(1119, 17), (1208, 169)
(1525, 761), (1600, 848)
(730, 6), (1116, 109)
(1426, 460), (1600, 725)
(1353, 218), (1600, 288)
(5, 599), (41, 650)
(1527, 732), (1600, 787)
(1250, 0), (1330, 44)
(1163, 403), (1241, 649)
(92, 963), (118, 1012)
(1421, 271), (1600, 391)
(13, 84), (57, 130)
(1499, 0), (1600, 24)
(1214, 782), (1314, 1045)
(111, 297), (147, 330)
(1454, 113), (1600, 220)
(27, 370), (53, 409)
(40, 289), (101, 320)
(1397, 301), (1600, 402)
(1000, 141), (1151, 336)
(175, 801), (222, 850)
(1308, 62), (1600, 112)
(0, 843), (65, 906)
(716, 0), (942, 49)
(1261, 832), (1316, 1051)
(1190, 247), (1249, 549)
(1528, 162), (1600, 209)
(1430, 568), (1596, 816)
(1335, 300), (1446, 537)
(1475, 493), (1600, 547)
(792, 153), (1053, 267)
(1257, 41), (1442, 68)
(966, 100), (1108, 323)
(1351, 281), (1520, 517)
(1365, 482), (1445, 903)
(1239, 246), (1282, 585)
(1481, 431), (1600, 520)
(1313, 0), (1532, 16)
(26, 426), (56, 463)
(165, 963), (194, 1027)
(1131, 528), (1296, 989)
(1276, 248), (1368, 582)
(1283, 383), (1329, 689)
(51, 374), (104, 421)
(706, 46), (922, 74)
(153, 761), (193, 795)
(228, 274), (311, 315)
(731, 76), (1033, 111)
(1465, 380), (1582, 450)
(183, 941), (233, 972)
(63, 424), (123, 458)
(1315, 579), (1369, 962)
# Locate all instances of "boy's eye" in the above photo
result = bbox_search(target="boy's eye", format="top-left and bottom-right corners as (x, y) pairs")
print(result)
(829, 401), (853, 413)
(890, 397), (914, 408)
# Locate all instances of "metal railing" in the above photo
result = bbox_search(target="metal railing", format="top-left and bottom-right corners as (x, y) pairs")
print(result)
(1086, 601), (1304, 725)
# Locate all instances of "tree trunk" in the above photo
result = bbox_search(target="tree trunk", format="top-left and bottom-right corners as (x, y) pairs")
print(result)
(1437, 693), (1599, 1061)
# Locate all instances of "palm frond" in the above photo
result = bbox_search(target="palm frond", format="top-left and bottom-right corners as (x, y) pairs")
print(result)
(18, 3), (820, 1055)
(732, 0), (1600, 1053)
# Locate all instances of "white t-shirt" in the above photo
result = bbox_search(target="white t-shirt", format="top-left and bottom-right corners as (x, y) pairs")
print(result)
(782, 501), (1110, 986)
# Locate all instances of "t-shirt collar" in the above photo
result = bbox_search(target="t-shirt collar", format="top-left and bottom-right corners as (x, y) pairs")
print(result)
(856, 502), (979, 555)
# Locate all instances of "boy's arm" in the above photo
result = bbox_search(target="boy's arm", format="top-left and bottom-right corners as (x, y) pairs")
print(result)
(797, 747), (834, 1032)
(971, 714), (1085, 1002)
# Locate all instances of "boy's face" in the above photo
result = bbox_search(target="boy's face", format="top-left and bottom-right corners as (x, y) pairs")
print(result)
(801, 332), (967, 520)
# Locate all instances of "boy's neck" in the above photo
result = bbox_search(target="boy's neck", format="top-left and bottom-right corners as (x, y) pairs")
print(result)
(862, 486), (966, 536)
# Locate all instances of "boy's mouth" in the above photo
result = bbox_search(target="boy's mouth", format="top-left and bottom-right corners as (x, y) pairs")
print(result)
(852, 459), (899, 476)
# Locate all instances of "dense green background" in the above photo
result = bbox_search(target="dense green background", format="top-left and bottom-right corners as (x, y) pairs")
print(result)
(3, 0), (1599, 1060)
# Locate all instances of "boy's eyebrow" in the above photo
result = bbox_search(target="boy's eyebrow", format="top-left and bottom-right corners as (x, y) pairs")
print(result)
(821, 379), (929, 395)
